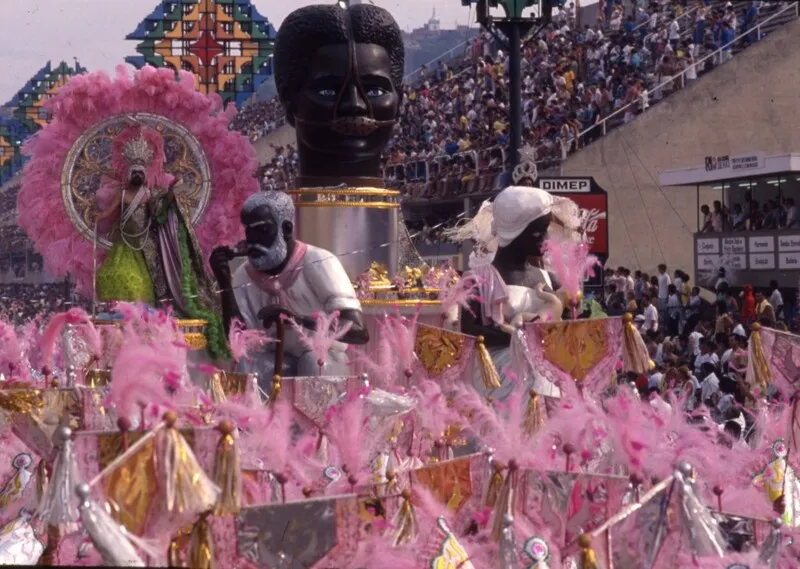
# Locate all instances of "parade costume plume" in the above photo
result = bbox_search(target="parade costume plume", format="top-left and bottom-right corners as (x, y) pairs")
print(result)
(228, 318), (273, 365)
(18, 65), (259, 294)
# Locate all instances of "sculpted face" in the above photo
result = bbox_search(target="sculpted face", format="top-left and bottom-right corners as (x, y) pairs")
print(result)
(290, 43), (399, 161)
(242, 205), (290, 272)
(516, 214), (552, 258)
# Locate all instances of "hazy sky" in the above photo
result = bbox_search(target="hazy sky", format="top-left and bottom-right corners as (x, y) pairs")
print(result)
(0, 0), (483, 103)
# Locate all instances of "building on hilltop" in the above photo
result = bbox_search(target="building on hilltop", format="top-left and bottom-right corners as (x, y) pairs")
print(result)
(125, 0), (276, 110)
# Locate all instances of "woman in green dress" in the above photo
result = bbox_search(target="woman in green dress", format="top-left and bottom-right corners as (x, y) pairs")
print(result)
(94, 175), (159, 305)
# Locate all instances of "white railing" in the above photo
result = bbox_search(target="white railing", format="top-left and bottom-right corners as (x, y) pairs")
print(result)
(578, 0), (799, 145)
(403, 37), (475, 84)
(631, 1), (701, 35)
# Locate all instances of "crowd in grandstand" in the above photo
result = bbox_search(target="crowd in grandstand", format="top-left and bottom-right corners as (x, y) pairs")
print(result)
(0, 283), (85, 327)
(700, 195), (800, 232)
(228, 98), (285, 141)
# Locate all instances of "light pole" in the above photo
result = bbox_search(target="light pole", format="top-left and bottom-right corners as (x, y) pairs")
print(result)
(463, 0), (547, 168)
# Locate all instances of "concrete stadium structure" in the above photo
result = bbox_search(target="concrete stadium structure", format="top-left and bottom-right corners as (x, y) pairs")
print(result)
(560, 17), (800, 275)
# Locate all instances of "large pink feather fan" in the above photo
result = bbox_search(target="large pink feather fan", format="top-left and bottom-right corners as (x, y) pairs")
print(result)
(238, 398), (295, 475)
(289, 311), (352, 366)
(18, 65), (259, 295)
(542, 235), (600, 302)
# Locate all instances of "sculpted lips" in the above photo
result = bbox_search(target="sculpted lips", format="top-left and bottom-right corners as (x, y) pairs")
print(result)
(329, 116), (393, 136)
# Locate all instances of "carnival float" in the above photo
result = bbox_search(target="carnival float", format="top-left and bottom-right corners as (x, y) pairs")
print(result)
(2, 3), (800, 569)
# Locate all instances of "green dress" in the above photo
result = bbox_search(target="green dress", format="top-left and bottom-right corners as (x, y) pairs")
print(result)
(96, 194), (156, 304)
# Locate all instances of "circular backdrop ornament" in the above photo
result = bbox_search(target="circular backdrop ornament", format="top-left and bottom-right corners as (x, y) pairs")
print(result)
(18, 65), (260, 295)
(61, 112), (212, 250)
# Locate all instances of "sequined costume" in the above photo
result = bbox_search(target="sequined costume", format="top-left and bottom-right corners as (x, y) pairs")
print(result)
(96, 188), (156, 305)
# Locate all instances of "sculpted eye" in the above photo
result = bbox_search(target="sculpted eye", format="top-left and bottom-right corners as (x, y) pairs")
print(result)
(366, 86), (388, 98)
(317, 88), (337, 98)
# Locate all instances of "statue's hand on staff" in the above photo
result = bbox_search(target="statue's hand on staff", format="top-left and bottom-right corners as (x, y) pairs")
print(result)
(210, 245), (237, 287)
(257, 305), (296, 329)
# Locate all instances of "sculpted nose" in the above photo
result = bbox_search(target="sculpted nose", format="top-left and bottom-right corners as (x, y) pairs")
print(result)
(337, 83), (368, 116)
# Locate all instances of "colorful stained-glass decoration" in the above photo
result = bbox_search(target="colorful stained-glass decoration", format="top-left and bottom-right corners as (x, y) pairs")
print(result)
(125, 0), (276, 109)
(0, 60), (86, 185)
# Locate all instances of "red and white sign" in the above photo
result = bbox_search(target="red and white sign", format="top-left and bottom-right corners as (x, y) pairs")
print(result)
(565, 193), (609, 256)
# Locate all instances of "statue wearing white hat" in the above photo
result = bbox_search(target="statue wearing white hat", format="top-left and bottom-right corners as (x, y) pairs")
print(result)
(446, 184), (582, 400)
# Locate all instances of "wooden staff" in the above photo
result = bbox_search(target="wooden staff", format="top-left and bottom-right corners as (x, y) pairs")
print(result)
(274, 317), (285, 378)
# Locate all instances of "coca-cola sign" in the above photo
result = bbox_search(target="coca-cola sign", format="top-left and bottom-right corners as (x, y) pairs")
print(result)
(565, 192), (609, 256)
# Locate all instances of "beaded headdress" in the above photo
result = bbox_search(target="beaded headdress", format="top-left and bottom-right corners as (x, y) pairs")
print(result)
(121, 133), (155, 171)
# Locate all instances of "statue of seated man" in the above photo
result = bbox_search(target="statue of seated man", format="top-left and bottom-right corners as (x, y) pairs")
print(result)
(210, 191), (368, 387)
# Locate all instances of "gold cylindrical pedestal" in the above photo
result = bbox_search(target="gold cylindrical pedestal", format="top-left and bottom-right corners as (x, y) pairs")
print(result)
(288, 188), (401, 280)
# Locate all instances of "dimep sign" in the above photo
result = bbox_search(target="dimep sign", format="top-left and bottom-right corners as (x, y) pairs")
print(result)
(538, 178), (591, 193)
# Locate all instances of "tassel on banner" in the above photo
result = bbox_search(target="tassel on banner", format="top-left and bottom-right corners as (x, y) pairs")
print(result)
(158, 412), (220, 516)
(208, 373), (228, 405)
(36, 459), (49, 504)
(476, 336), (502, 390)
(621, 313), (653, 374)
(269, 375), (282, 405)
(578, 533), (599, 569)
(523, 389), (546, 436)
(75, 484), (145, 567)
(167, 538), (180, 568)
(212, 421), (241, 516)
(314, 430), (330, 465)
(392, 489), (417, 546)
(485, 460), (506, 509)
(758, 517), (783, 568)
(37, 524), (61, 567)
(491, 460), (518, 541)
(37, 426), (80, 530)
(749, 323), (773, 391)
(187, 514), (215, 569)
(499, 514), (519, 569)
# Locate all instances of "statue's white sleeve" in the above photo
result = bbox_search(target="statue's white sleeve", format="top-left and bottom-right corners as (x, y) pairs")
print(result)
(232, 265), (261, 330)
(304, 249), (362, 314)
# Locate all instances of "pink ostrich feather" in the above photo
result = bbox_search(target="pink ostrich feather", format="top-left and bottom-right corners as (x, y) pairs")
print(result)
(326, 392), (370, 481)
(106, 341), (178, 420)
(228, 318), (273, 364)
(438, 273), (481, 317)
(289, 311), (352, 365)
(0, 320), (31, 382)
(17, 65), (259, 295)
(542, 236), (600, 300)
(39, 307), (92, 370)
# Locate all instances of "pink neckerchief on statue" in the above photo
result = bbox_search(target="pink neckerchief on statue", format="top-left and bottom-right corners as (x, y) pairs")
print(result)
(245, 241), (309, 306)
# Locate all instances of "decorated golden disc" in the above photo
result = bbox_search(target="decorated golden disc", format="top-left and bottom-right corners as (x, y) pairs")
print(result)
(60, 112), (212, 249)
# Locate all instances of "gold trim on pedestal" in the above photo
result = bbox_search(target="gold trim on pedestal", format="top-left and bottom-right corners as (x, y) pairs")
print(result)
(361, 299), (442, 307)
(183, 333), (208, 351)
(287, 188), (401, 209)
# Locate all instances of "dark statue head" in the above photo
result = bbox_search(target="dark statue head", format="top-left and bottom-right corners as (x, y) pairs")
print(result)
(274, 4), (404, 179)
(241, 192), (296, 274)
